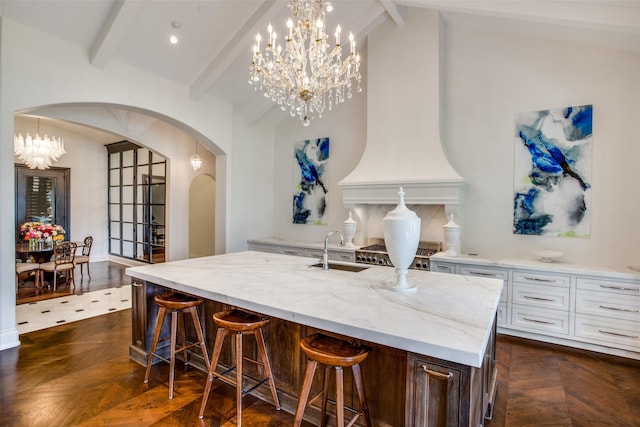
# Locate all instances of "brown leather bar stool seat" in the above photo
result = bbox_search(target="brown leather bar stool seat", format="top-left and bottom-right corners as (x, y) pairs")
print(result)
(294, 333), (372, 427)
(144, 292), (210, 399)
(199, 309), (280, 426)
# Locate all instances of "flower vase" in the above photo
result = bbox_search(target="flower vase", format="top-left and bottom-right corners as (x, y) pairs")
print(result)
(443, 212), (460, 256)
(343, 211), (357, 247)
(383, 187), (421, 291)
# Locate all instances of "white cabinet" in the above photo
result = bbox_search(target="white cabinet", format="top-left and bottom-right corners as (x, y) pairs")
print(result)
(575, 277), (640, 351)
(247, 239), (356, 263)
(430, 254), (640, 360)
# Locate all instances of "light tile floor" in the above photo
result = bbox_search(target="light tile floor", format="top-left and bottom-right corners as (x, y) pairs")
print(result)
(16, 285), (131, 334)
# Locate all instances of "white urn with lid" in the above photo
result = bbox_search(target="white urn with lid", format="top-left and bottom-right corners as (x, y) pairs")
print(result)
(443, 212), (460, 256)
(343, 210), (357, 247)
(383, 187), (421, 291)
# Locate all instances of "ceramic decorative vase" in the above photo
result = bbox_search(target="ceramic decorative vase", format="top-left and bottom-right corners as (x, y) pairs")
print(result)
(383, 187), (421, 291)
(443, 212), (460, 257)
(343, 210), (357, 247)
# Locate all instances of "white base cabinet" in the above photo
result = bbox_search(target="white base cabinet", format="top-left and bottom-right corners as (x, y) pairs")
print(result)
(247, 238), (356, 263)
(430, 253), (640, 360)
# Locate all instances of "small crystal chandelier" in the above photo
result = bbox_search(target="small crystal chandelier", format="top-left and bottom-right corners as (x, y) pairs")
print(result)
(14, 118), (65, 170)
(190, 140), (202, 172)
(249, 0), (362, 126)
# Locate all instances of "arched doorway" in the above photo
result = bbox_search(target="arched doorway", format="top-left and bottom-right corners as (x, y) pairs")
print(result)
(189, 174), (216, 258)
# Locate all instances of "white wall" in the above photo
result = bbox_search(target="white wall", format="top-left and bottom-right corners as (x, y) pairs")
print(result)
(443, 13), (640, 266)
(228, 113), (276, 253)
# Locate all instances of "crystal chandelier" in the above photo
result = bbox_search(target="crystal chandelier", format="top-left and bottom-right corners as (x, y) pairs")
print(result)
(14, 119), (65, 170)
(249, 0), (362, 126)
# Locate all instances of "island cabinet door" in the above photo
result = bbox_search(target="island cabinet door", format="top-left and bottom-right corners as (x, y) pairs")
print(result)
(406, 356), (462, 426)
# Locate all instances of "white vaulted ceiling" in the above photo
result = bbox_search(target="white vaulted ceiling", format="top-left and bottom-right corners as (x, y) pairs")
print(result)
(1, 0), (639, 127)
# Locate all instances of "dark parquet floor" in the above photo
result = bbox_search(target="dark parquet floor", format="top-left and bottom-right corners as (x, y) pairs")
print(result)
(4, 262), (640, 426)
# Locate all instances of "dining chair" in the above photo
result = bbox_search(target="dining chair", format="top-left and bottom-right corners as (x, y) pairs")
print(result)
(39, 241), (77, 292)
(16, 261), (40, 293)
(75, 236), (93, 280)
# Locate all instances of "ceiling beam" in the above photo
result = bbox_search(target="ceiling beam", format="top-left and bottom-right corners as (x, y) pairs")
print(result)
(189, 0), (285, 101)
(90, 0), (144, 68)
(379, 0), (406, 26)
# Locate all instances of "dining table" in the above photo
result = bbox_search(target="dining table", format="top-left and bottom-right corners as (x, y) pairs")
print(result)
(16, 242), (55, 263)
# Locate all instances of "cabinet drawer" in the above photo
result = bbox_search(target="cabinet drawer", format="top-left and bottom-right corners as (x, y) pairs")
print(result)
(430, 262), (455, 274)
(513, 271), (570, 287)
(577, 277), (640, 296)
(330, 252), (355, 262)
(249, 243), (280, 254)
(576, 290), (640, 322)
(280, 247), (309, 257)
(575, 314), (640, 350)
(512, 282), (570, 311)
(459, 266), (508, 301)
(512, 305), (569, 335)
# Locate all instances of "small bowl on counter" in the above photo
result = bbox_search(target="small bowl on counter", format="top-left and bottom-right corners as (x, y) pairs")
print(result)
(532, 250), (564, 263)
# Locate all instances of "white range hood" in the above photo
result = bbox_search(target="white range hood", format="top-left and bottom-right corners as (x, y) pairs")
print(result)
(339, 8), (464, 209)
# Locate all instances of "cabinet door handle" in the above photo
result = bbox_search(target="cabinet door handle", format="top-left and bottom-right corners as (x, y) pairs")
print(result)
(468, 271), (497, 277)
(523, 317), (554, 325)
(598, 329), (639, 339)
(132, 281), (143, 287)
(523, 276), (557, 283)
(524, 295), (556, 302)
(598, 305), (639, 313)
(421, 365), (453, 379)
(599, 284), (640, 292)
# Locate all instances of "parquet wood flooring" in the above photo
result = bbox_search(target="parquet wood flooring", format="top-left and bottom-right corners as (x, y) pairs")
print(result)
(3, 261), (640, 426)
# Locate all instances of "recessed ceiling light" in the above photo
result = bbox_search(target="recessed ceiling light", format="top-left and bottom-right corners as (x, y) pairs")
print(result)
(170, 35), (178, 44)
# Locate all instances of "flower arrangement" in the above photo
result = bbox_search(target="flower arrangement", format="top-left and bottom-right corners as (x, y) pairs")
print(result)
(20, 222), (65, 242)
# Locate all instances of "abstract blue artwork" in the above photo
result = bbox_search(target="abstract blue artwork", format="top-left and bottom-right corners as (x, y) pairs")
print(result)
(293, 138), (329, 225)
(513, 105), (592, 237)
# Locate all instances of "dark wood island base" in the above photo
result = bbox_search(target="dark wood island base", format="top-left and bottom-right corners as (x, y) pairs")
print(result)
(130, 280), (497, 426)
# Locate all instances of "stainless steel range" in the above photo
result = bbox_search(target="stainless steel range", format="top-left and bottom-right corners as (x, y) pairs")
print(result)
(355, 240), (442, 271)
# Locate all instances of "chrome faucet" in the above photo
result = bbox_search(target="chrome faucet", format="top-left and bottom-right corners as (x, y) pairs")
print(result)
(323, 231), (345, 270)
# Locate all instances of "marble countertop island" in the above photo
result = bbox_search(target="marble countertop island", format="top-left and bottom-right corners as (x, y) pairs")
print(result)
(126, 251), (503, 368)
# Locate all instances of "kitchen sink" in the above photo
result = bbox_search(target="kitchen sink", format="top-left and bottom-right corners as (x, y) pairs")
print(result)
(310, 262), (369, 272)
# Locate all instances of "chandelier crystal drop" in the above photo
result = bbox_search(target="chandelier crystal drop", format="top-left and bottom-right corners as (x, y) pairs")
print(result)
(249, 0), (362, 126)
(14, 119), (65, 170)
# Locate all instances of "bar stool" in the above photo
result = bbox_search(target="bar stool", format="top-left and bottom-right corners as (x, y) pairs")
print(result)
(144, 292), (210, 399)
(199, 309), (280, 425)
(294, 333), (372, 427)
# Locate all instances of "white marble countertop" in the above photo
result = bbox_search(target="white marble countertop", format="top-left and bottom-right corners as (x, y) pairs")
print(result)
(431, 252), (640, 281)
(126, 251), (503, 368)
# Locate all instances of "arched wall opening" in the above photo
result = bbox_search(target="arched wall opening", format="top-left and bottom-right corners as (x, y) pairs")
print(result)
(13, 103), (226, 263)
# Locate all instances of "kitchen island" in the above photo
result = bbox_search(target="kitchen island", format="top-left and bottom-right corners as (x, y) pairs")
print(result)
(126, 251), (503, 426)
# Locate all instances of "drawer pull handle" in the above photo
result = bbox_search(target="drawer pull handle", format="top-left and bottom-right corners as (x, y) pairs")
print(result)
(597, 329), (639, 339)
(468, 271), (497, 277)
(421, 365), (453, 379)
(598, 305), (639, 313)
(523, 276), (557, 283)
(132, 282), (143, 287)
(524, 296), (556, 302)
(599, 284), (640, 292)
(523, 317), (554, 325)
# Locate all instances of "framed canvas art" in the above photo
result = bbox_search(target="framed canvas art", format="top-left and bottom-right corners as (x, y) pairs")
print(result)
(293, 137), (329, 225)
(513, 104), (592, 237)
